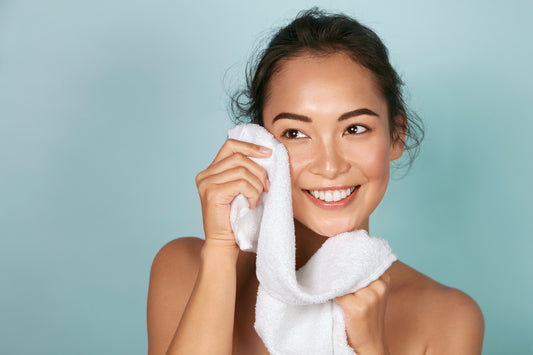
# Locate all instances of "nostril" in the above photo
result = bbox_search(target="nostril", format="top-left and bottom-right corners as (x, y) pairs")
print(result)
(308, 143), (350, 178)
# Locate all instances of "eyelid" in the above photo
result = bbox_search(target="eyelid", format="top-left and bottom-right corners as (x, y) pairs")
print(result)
(281, 128), (308, 139)
(344, 124), (369, 135)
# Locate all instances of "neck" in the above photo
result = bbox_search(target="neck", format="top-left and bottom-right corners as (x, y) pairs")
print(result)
(294, 217), (370, 270)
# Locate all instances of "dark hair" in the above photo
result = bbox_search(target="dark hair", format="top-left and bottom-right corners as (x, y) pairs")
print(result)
(230, 8), (424, 171)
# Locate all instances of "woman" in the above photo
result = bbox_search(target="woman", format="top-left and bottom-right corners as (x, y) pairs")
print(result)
(147, 8), (484, 355)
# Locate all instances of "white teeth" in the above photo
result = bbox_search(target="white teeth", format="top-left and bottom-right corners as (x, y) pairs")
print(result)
(308, 186), (358, 202)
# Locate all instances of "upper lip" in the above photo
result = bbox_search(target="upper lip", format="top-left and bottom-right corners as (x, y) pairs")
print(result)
(305, 185), (359, 191)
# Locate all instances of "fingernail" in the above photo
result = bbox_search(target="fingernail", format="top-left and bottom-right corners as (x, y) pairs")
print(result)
(265, 179), (271, 191)
(259, 146), (271, 154)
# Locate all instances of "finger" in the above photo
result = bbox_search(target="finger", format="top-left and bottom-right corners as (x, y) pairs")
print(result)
(213, 139), (271, 164)
(201, 177), (266, 239)
(371, 279), (389, 296)
(337, 276), (390, 301)
(199, 152), (269, 192)
(211, 165), (266, 201)
(200, 167), (265, 207)
(334, 293), (355, 307)
(380, 272), (391, 284)
(209, 177), (265, 209)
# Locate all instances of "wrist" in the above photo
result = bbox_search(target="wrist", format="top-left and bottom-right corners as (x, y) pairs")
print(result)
(202, 238), (240, 264)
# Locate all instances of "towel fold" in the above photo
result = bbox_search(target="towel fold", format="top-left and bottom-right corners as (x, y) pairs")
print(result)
(229, 124), (397, 355)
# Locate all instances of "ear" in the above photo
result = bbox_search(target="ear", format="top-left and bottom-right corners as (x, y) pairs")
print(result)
(389, 113), (406, 161)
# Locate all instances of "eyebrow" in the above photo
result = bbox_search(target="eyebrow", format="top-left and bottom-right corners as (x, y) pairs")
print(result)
(271, 108), (379, 124)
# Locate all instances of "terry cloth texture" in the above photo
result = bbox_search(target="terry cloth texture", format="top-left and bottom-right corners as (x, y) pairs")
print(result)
(229, 123), (397, 355)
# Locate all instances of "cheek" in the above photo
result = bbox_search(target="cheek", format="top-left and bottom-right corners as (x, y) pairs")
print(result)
(285, 146), (312, 183)
(354, 141), (391, 181)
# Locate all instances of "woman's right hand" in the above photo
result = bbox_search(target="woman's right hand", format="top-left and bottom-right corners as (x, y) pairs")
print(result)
(195, 139), (271, 249)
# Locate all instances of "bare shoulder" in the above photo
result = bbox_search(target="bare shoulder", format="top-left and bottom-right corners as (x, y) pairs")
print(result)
(424, 283), (485, 354)
(391, 261), (485, 354)
(147, 237), (205, 355)
(149, 237), (205, 292)
(151, 237), (204, 273)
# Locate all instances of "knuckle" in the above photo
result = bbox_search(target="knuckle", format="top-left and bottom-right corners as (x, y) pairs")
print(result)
(223, 138), (236, 148)
(196, 179), (206, 194)
(373, 279), (385, 289)
(338, 294), (365, 314)
(195, 172), (204, 186)
(374, 280), (388, 295)
(364, 290), (379, 303)
(260, 168), (268, 181)
(217, 139), (235, 157)
(230, 152), (245, 164)
(234, 178), (248, 190)
(235, 165), (248, 175)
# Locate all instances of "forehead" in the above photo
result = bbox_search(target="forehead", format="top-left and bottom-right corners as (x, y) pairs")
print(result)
(264, 52), (386, 114)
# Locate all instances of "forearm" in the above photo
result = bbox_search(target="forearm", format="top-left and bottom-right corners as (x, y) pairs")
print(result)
(167, 241), (239, 355)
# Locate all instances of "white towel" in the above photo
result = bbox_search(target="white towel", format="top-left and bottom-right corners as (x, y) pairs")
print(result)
(228, 124), (397, 355)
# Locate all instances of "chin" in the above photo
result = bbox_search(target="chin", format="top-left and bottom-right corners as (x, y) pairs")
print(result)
(308, 220), (359, 238)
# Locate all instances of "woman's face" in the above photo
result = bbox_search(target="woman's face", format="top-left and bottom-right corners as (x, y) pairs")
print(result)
(263, 52), (403, 237)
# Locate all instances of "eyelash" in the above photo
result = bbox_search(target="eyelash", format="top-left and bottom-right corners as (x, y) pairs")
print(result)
(281, 124), (369, 140)
(281, 129), (307, 139)
(344, 124), (369, 135)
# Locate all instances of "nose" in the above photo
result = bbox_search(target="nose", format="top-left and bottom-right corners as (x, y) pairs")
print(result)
(309, 139), (350, 179)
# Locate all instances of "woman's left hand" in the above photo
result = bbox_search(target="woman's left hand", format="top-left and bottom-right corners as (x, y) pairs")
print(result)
(334, 272), (391, 355)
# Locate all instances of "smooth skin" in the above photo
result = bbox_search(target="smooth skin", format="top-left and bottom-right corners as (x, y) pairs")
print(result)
(147, 53), (484, 354)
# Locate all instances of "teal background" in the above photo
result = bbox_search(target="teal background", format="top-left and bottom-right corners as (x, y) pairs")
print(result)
(1, 0), (531, 354)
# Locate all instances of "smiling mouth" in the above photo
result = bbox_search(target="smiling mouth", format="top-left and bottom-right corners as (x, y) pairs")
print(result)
(306, 186), (359, 202)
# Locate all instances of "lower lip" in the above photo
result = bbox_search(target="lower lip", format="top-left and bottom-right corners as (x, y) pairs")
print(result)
(304, 186), (360, 210)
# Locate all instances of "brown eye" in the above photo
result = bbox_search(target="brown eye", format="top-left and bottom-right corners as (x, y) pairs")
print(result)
(345, 124), (368, 135)
(282, 129), (307, 139)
